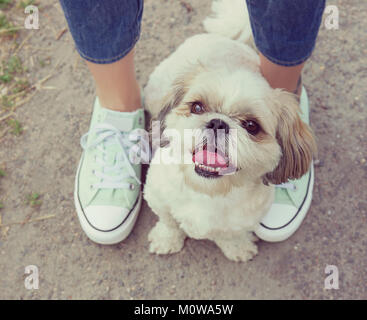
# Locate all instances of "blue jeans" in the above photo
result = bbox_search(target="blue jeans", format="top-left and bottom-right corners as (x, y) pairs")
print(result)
(246, 0), (326, 66)
(59, 0), (143, 64)
(60, 0), (325, 66)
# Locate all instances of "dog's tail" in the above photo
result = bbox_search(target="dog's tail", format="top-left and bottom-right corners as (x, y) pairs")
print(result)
(203, 0), (252, 43)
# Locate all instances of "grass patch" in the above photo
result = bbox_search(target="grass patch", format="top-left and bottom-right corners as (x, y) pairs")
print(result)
(0, 55), (23, 83)
(18, 0), (37, 9)
(0, 12), (18, 37)
(0, 0), (12, 9)
(0, 1), (41, 140)
(1, 95), (14, 110)
(13, 79), (30, 93)
(0, 0), (38, 10)
(26, 192), (42, 207)
(6, 56), (22, 73)
(1, 94), (13, 106)
(7, 118), (22, 135)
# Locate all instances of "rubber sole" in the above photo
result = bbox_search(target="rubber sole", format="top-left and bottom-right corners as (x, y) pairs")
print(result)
(74, 154), (142, 245)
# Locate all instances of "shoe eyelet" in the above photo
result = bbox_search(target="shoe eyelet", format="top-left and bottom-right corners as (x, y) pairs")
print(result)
(138, 117), (143, 125)
(90, 184), (94, 190)
(129, 183), (135, 190)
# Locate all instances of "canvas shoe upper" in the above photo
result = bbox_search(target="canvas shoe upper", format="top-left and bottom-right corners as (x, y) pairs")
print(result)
(74, 97), (148, 244)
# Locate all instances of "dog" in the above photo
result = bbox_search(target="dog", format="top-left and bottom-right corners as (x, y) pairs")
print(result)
(143, 0), (316, 262)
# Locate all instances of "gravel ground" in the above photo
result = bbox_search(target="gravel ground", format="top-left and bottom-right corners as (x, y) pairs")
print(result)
(0, 0), (366, 299)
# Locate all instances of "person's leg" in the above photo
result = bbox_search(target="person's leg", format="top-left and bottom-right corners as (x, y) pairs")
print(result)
(259, 54), (304, 96)
(246, 0), (326, 242)
(86, 49), (141, 112)
(60, 0), (145, 244)
(59, 0), (143, 111)
(246, 0), (325, 95)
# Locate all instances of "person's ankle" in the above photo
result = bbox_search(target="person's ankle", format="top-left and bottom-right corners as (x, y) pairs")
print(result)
(97, 87), (142, 112)
(100, 98), (142, 112)
(96, 81), (142, 112)
(259, 53), (304, 98)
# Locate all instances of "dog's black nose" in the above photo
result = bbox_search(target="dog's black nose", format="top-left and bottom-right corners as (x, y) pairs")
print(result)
(206, 118), (229, 134)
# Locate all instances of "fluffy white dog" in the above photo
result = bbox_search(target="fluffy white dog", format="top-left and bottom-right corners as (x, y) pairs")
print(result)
(143, 0), (316, 262)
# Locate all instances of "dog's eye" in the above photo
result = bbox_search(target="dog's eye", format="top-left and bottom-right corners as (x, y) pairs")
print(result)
(191, 102), (205, 114)
(242, 120), (260, 135)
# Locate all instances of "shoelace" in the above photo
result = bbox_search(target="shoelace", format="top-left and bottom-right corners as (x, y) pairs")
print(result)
(80, 123), (148, 190)
(275, 182), (297, 191)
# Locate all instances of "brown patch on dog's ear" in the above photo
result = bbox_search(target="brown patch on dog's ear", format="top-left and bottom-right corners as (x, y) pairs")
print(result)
(263, 90), (317, 185)
(153, 82), (186, 126)
(150, 64), (202, 127)
(149, 65), (203, 148)
(150, 64), (206, 127)
(157, 84), (186, 121)
(149, 86), (184, 148)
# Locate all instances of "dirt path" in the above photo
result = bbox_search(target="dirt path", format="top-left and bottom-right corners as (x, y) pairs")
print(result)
(0, 0), (366, 299)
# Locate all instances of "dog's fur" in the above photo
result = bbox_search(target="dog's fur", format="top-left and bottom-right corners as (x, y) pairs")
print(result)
(143, 0), (316, 262)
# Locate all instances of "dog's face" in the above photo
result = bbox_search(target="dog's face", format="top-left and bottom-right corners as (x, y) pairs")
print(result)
(158, 65), (316, 195)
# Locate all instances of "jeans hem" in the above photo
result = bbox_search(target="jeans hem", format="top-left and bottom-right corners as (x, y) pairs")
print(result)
(258, 47), (313, 67)
(76, 24), (141, 65)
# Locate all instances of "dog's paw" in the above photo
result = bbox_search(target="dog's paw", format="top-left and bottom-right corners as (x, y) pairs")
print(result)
(148, 222), (185, 255)
(226, 246), (258, 262)
(216, 239), (258, 262)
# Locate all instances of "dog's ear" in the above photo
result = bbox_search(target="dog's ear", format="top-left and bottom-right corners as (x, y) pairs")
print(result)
(150, 64), (204, 141)
(263, 90), (317, 185)
(154, 80), (187, 125)
(149, 66), (198, 148)
(152, 62), (206, 126)
(149, 75), (188, 148)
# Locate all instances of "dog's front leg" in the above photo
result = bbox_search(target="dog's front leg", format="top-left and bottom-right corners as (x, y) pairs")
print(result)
(148, 211), (186, 255)
(213, 232), (258, 262)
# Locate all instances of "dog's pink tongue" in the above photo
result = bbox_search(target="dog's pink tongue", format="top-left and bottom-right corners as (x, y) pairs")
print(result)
(193, 150), (227, 167)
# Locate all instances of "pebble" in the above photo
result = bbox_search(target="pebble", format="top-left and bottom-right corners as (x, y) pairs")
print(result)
(314, 159), (325, 167)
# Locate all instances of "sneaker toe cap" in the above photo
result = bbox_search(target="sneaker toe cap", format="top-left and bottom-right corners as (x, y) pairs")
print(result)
(84, 205), (130, 231)
(260, 203), (298, 229)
